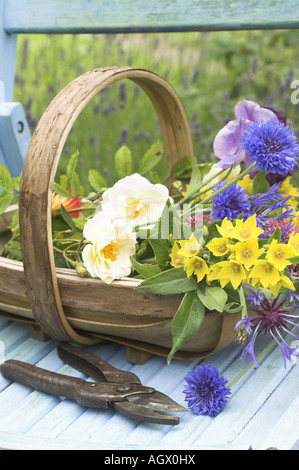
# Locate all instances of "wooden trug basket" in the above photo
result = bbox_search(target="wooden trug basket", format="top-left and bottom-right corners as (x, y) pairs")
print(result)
(0, 67), (241, 364)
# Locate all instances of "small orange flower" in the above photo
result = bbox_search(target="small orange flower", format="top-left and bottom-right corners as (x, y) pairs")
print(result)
(52, 190), (82, 218)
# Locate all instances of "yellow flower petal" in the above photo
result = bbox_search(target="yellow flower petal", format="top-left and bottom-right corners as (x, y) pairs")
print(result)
(179, 234), (201, 258)
(229, 214), (264, 241)
(288, 232), (299, 255)
(234, 239), (263, 269)
(249, 260), (280, 289)
(211, 260), (247, 289)
(206, 236), (230, 257)
(268, 274), (295, 296)
(184, 256), (210, 282)
(238, 175), (253, 194)
(266, 239), (296, 271)
(170, 242), (189, 268)
(216, 217), (234, 237)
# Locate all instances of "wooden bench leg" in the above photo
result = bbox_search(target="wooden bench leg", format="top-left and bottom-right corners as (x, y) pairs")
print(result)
(30, 325), (50, 341)
(126, 346), (153, 365)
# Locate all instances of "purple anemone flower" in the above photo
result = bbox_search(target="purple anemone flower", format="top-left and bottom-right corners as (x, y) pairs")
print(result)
(183, 364), (231, 417)
(214, 100), (279, 169)
(235, 290), (299, 368)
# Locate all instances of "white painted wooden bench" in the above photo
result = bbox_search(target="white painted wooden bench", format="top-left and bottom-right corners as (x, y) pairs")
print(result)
(0, 0), (299, 451)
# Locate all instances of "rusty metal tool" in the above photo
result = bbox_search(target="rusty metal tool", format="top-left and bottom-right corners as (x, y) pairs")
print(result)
(0, 342), (187, 425)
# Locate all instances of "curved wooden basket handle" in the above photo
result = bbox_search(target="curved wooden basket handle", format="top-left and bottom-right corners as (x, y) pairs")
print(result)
(19, 67), (194, 344)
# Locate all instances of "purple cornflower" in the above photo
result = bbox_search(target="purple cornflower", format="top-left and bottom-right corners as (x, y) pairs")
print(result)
(244, 285), (264, 306)
(183, 364), (231, 417)
(250, 183), (297, 232)
(241, 120), (299, 175)
(211, 182), (252, 221)
(235, 290), (299, 367)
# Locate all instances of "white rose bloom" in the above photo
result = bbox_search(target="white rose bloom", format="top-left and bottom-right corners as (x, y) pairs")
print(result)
(101, 173), (171, 228)
(82, 211), (137, 284)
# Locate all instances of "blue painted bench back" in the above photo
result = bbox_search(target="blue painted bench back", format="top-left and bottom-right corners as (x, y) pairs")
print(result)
(1, 0), (299, 176)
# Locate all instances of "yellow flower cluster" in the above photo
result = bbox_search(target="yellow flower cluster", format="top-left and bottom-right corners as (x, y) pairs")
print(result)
(170, 213), (298, 294)
(170, 234), (210, 283)
(206, 215), (298, 294)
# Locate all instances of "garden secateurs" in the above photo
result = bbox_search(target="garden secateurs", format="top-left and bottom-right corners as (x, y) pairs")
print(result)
(0, 342), (187, 425)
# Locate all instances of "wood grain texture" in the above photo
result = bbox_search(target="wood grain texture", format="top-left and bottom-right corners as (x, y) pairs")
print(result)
(19, 67), (194, 345)
(0, 233), (241, 360)
(4, 0), (299, 33)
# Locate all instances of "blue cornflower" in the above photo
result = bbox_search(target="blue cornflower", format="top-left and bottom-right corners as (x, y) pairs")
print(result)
(241, 120), (299, 175)
(211, 182), (252, 221)
(250, 182), (297, 232)
(183, 364), (231, 417)
(244, 285), (264, 306)
(235, 290), (299, 367)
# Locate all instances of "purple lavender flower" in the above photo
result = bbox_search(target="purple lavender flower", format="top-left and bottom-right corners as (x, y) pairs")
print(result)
(211, 182), (252, 221)
(214, 100), (279, 169)
(235, 291), (299, 367)
(183, 364), (231, 417)
(241, 120), (299, 175)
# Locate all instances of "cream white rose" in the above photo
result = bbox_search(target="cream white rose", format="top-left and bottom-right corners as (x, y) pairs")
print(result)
(101, 173), (171, 228)
(82, 211), (137, 284)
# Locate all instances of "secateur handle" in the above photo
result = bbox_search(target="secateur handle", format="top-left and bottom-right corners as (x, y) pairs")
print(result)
(0, 360), (152, 409)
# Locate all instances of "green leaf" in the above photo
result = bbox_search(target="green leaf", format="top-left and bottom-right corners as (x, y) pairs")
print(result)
(168, 290), (205, 363)
(130, 256), (162, 278)
(115, 145), (132, 179)
(69, 171), (81, 197)
(53, 182), (74, 198)
(197, 163), (213, 178)
(66, 150), (80, 177)
(288, 255), (299, 264)
(197, 285), (228, 312)
(138, 140), (163, 175)
(252, 171), (270, 194)
(135, 266), (196, 295)
(60, 204), (82, 233)
(0, 163), (15, 193)
(0, 191), (14, 215)
(12, 175), (22, 192)
(59, 174), (68, 191)
(170, 156), (193, 179)
(148, 237), (170, 265)
(268, 225), (281, 243)
(88, 169), (107, 192)
(224, 302), (241, 313)
(178, 159), (201, 204)
(149, 171), (162, 184)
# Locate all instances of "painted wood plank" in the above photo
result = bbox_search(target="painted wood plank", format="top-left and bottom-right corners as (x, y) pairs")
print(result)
(130, 336), (274, 448)
(0, 318), (299, 450)
(234, 359), (299, 450)
(0, 0), (17, 101)
(4, 0), (299, 34)
(0, 102), (31, 177)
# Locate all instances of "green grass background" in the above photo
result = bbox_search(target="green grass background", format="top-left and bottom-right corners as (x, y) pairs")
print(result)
(13, 30), (299, 190)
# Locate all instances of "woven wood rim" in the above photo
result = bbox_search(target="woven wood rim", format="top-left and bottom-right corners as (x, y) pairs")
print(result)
(19, 66), (194, 344)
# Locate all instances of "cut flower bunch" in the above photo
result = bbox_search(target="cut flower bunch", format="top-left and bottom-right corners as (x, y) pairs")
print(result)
(0, 100), (299, 371)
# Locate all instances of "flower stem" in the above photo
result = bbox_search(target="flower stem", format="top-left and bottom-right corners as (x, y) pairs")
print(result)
(200, 163), (256, 205)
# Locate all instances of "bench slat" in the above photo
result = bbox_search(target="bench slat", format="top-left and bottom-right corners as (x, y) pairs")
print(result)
(4, 0), (299, 34)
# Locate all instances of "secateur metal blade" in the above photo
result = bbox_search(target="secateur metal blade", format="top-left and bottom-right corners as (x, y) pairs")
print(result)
(58, 343), (187, 425)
